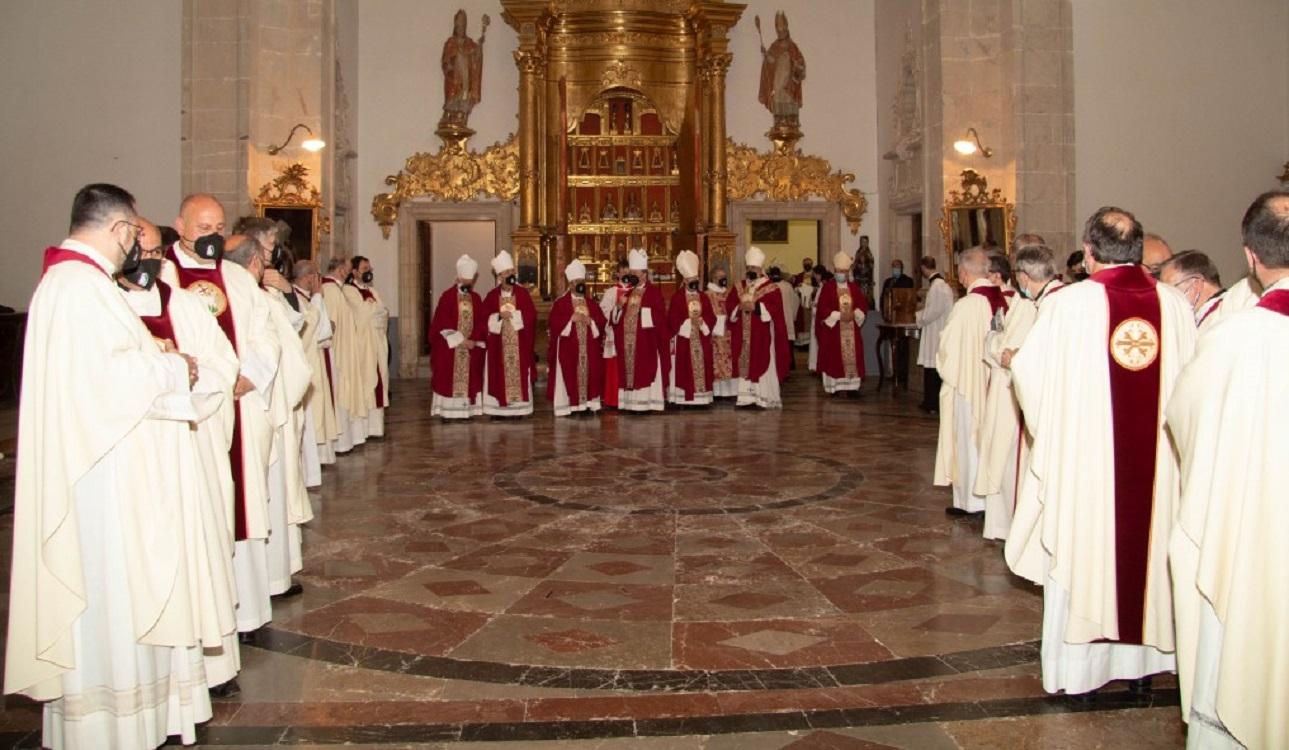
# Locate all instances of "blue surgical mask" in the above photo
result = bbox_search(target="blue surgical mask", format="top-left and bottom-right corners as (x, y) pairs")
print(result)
(834, 272), (847, 282)
(892, 269), (903, 279)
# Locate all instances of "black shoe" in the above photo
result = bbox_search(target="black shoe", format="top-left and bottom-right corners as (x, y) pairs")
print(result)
(210, 678), (241, 699)
(272, 582), (304, 599)
(237, 630), (257, 645)
(944, 507), (972, 517)
(1126, 677), (1152, 695)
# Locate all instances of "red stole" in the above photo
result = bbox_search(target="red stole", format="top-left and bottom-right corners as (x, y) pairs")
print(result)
(355, 285), (386, 408)
(164, 245), (250, 541)
(42, 246), (108, 278)
(137, 282), (178, 345)
(1092, 264), (1162, 644)
(1257, 288), (1289, 316)
(1197, 294), (1224, 326)
(970, 285), (1009, 317)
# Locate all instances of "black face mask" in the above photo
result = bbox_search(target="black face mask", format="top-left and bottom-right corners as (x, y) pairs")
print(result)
(504, 274), (517, 286)
(361, 270), (374, 284)
(270, 243), (289, 275)
(717, 277), (729, 288)
(123, 258), (162, 291)
(746, 270), (759, 282)
(687, 280), (700, 291)
(193, 233), (224, 261)
(120, 238), (143, 272)
(623, 273), (639, 287)
(459, 283), (472, 293)
(574, 282), (586, 295)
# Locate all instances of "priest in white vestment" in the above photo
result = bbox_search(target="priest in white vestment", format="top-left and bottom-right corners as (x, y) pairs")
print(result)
(1008, 207), (1195, 696)
(128, 221), (243, 698)
(933, 247), (1005, 516)
(5, 185), (222, 749)
(321, 258), (360, 452)
(293, 259), (341, 468)
(224, 236), (314, 602)
(162, 196), (281, 640)
(914, 256), (954, 413)
(344, 256), (390, 440)
(975, 246), (1062, 540)
(1167, 191), (1289, 750)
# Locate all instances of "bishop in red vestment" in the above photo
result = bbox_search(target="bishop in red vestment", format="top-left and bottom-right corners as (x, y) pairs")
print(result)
(667, 250), (716, 405)
(814, 250), (869, 395)
(611, 249), (670, 412)
(429, 255), (486, 419)
(547, 259), (606, 416)
(482, 250), (537, 417)
(726, 246), (791, 409)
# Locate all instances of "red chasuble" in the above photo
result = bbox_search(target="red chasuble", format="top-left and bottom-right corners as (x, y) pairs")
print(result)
(427, 287), (485, 400)
(355, 285), (387, 408)
(137, 281), (178, 346)
(41, 247), (108, 277)
(612, 282), (671, 391)
(546, 291), (606, 406)
(667, 288), (717, 400)
(482, 285), (538, 406)
(1092, 264), (1164, 644)
(163, 245), (251, 540)
(725, 279), (791, 383)
(813, 279), (870, 380)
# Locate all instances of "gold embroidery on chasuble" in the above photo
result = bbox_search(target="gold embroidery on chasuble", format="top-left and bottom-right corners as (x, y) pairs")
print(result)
(737, 283), (775, 379)
(686, 294), (706, 389)
(838, 287), (858, 379)
(452, 297), (473, 398)
(1110, 317), (1159, 371)
(500, 296), (523, 403)
(186, 280), (229, 317)
(573, 297), (590, 404)
(708, 291), (732, 381)
(623, 287), (645, 390)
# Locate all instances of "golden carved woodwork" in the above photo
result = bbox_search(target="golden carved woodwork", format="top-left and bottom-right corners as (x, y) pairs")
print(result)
(370, 135), (519, 239)
(936, 169), (1018, 283)
(256, 162), (321, 206)
(724, 138), (869, 233)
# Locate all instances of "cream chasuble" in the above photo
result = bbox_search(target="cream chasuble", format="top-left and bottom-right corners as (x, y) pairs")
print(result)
(6, 243), (221, 749)
(1167, 280), (1289, 750)
(343, 282), (389, 437)
(975, 293), (1037, 539)
(321, 278), (364, 449)
(1005, 273), (1196, 654)
(933, 280), (999, 511)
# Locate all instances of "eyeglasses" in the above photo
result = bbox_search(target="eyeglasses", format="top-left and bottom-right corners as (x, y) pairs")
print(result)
(114, 219), (143, 237)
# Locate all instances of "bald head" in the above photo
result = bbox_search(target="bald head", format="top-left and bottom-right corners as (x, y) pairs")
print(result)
(1242, 190), (1289, 273)
(174, 193), (227, 254)
(1142, 233), (1172, 277)
(1083, 206), (1143, 267)
(957, 246), (989, 284)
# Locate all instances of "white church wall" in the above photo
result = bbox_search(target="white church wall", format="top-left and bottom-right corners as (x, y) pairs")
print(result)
(356, 0), (519, 311)
(1073, 0), (1289, 285)
(0, 0), (182, 310)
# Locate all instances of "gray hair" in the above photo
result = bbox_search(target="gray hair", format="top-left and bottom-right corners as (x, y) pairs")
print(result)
(956, 246), (989, 278)
(292, 258), (319, 280)
(1160, 250), (1222, 287)
(1014, 245), (1058, 282)
(224, 235), (261, 268)
(327, 256), (348, 273)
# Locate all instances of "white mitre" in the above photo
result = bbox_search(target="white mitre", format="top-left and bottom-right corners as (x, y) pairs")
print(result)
(746, 245), (766, 268)
(491, 250), (515, 275)
(456, 254), (478, 279)
(675, 250), (700, 279)
(628, 248), (649, 271)
(565, 259), (587, 282)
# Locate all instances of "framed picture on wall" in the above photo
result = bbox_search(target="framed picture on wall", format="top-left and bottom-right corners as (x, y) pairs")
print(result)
(750, 219), (789, 243)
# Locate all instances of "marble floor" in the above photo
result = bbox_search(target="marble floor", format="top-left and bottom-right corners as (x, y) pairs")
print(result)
(0, 367), (1186, 748)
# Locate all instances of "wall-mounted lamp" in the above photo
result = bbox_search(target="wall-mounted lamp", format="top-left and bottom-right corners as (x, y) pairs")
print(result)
(953, 128), (994, 158)
(267, 123), (326, 155)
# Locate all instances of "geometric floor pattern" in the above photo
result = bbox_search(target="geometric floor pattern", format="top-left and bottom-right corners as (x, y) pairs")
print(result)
(0, 369), (1185, 748)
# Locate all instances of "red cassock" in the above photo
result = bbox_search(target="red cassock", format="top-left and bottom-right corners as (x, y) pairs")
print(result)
(612, 282), (671, 392)
(428, 287), (486, 400)
(814, 279), (870, 380)
(725, 279), (792, 383)
(482, 285), (538, 406)
(667, 288), (717, 400)
(546, 290), (607, 407)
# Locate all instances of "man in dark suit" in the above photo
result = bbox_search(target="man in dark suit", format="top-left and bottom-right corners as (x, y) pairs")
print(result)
(879, 259), (915, 319)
